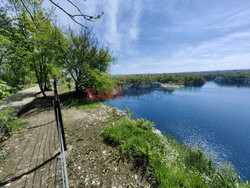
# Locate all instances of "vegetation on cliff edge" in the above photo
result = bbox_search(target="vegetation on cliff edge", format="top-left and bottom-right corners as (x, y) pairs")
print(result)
(102, 113), (249, 187)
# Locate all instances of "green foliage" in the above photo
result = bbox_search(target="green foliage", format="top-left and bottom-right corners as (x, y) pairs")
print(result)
(183, 146), (216, 176)
(102, 115), (248, 187)
(62, 30), (115, 94)
(115, 71), (250, 89)
(0, 84), (11, 99)
(0, 9), (35, 88)
(1, 1), (115, 98)
(203, 71), (250, 81)
(0, 10), (12, 66)
(203, 71), (250, 86)
(0, 153), (8, 164)
(136, 118), (155, 130)
(61, 93), (101, 109)
(0, 1), (65, 96)
(0, 110), (28, 141)
(115, 74), (206, 87)
(0, 80), (12, 99)
(22, 3), (66, 96)
(125, 107), (133, 119)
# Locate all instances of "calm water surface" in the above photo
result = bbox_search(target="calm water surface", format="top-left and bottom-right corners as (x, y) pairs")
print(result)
(104, 82), (250, 180)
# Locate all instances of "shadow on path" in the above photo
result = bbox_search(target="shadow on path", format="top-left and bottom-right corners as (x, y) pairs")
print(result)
(0, 152), (60, 186)
(27, 120), (55, 130)
(0, 96), (61, 187)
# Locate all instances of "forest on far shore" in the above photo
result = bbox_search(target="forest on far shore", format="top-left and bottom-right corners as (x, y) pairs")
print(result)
(114, 71), (250, 88)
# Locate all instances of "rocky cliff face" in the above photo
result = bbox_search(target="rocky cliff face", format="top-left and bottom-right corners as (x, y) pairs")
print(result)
(118, 82), (184, 90)
(214, 77), (250, 86)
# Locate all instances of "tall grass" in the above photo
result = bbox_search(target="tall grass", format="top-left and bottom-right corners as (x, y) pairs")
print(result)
(102, 115), (249, 187)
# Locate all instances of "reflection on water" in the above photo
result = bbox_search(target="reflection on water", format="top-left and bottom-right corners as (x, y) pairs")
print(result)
(124, 88), (174, 95)
(114, 88), (174, 101)
(104, 82), (250, 180)
(179, 86), (202, 92)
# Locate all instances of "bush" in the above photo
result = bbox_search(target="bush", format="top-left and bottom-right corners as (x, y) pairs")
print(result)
(136, 118), (155, 130)
(0, 80), (11, 99)
(0, 110), (28, 141)
(183, 146), (216, 176)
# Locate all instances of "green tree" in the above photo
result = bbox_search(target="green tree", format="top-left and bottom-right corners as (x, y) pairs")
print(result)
(29, 22), (65, 96)
(0, 10), (12, 65)
(0, 10), (33, 88)
(62, 30), (115, 95)
(7, 0), (66, 96)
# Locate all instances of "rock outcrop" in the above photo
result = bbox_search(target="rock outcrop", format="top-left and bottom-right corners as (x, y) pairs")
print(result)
(214, 77), (250, 86)
(118, 82), (184, 90)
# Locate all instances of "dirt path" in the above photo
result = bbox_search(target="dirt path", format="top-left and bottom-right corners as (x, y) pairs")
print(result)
(0, 85), (40, 112)
(0, 94), (151, 187)
(0, 98), (61, 187)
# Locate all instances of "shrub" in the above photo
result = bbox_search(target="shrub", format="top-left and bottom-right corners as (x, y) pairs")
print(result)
(0, 110), (28, 141)
(183, 146), (216, 176)
(102, 115), (249, 187)
(0, 81), (11, 99)
(136, 118), (155, 130)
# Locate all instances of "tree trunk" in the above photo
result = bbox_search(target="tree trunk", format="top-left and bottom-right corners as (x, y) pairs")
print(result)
(33, 61), (46, 97)
(75, 81), (80, 94)
(38, 83), (46, 97)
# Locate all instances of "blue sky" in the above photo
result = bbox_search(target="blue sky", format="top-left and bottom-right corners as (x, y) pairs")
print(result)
(48, 0), (250, 75)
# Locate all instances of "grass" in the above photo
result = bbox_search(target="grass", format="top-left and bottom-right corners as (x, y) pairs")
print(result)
(0, 110), (29, 142)
(0, 170), (15, 186)
(61, 92), (101, 109)
(57, 79), (74, 94)
(0, 153), (8, 164)
(56, 90), (249, 187)
(102, 115), (250, 188)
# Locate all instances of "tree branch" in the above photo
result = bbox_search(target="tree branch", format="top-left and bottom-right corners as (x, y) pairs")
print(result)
(66, 0), (103, 22)
(48, 0), (87, 28)
(13, 0), (102, 28)
(48, 0), (103, 28)
(20, 0), (39, 28)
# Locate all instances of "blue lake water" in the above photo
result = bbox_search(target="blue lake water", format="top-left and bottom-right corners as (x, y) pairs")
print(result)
(103, 81), (250, 180)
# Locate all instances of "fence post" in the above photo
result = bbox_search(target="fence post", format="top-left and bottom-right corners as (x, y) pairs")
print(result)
(53, 78), (67, 151)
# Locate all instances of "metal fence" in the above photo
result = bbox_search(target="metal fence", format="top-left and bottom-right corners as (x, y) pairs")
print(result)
(53, 78), (69, 188)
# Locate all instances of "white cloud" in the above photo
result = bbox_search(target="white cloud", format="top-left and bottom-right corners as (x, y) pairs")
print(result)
(156, 2), (250, 34)
(112, 31), (250, 74)
(47, 0), (143, 54)
(209, 8), (250, 29)
(44, 0), (250, 74)
(80, 0), (143, 53)
(172, 32), (250, 60)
